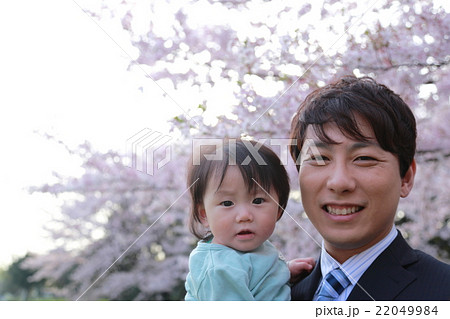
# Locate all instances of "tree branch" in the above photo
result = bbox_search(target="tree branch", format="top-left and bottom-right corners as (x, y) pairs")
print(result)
(356, 59), (450, 72)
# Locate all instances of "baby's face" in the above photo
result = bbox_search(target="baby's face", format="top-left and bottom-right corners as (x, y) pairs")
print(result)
(199, 166), (280, 252)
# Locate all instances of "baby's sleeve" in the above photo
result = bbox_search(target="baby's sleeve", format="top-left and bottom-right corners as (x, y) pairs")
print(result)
(196, 264), (255, 301)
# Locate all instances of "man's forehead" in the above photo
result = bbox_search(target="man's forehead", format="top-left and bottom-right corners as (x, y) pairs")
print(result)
(302, 123), (379, 148)
(307, 139), (378, 148)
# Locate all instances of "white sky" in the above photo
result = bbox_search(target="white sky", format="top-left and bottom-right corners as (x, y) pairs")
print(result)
(0, 0), (183, 266)
(0, 0), (259, 268)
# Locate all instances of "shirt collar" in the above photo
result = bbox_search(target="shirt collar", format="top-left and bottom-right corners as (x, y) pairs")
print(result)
(319, 225), (398, 284)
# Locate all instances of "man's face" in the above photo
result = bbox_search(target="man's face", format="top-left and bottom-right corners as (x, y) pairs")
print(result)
(298, 116), (415, 262)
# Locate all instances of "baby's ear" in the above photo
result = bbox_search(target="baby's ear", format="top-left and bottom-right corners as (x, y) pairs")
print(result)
(198, 205), (209, 227)
(276, 207), (283, 221)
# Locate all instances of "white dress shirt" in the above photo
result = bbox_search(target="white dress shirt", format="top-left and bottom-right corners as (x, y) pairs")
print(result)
(313, 225), (398, 301)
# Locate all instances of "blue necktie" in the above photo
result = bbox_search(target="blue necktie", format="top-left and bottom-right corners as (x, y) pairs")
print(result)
(317, 268), (351, 301)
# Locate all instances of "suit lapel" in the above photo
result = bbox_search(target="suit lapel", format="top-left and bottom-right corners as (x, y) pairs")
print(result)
(348, 232), (419, 300)
(291, 259), (322, 300)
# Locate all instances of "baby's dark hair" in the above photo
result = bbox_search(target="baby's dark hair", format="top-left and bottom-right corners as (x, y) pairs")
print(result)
(187, 139), (290, 239)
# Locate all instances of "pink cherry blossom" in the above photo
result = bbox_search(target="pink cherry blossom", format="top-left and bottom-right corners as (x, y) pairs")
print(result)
(25, 0), (449, 300)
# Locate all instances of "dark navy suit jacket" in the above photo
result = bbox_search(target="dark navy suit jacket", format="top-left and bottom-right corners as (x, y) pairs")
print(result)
(291, 231), (450, 300)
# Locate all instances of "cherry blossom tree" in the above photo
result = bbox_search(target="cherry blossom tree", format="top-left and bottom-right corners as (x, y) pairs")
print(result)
(25, 0), (449, 300)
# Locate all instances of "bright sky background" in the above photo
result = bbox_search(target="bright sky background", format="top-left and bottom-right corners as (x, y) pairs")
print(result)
(0, 0), (280, 268)
(0, 0), (183, 267)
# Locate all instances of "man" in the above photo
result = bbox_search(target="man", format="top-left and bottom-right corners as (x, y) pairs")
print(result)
(289, 76), (450, 300)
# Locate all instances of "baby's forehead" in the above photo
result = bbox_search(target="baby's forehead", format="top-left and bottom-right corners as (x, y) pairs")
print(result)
(208, 164), (272, 193)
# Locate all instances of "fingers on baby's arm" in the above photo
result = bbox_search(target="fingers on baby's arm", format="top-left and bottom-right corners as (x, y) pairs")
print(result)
(287, 257), (316, 285)
(288, 257), (315, 272)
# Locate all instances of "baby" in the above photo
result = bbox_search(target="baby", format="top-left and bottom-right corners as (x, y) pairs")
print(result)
(185, 139), (313, 300)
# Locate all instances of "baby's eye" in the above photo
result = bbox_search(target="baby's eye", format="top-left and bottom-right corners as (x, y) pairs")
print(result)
(252, 198), (265, 204)
(220, 200), (234, 207)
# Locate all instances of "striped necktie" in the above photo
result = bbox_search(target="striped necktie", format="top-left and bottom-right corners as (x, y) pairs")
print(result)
(317, 268), (351, 301)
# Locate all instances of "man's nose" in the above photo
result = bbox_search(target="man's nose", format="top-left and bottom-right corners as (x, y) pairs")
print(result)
(326, 162), (356, 194)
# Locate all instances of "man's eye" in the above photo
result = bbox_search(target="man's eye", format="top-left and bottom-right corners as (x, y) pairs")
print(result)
(354, 156), (379, 166)
(310, 155), (328, 161)
(220, 200), (233, 207)
(252, 198), (264, 204)
(303, 154), (329, 164)
(356, 156), (376, 161)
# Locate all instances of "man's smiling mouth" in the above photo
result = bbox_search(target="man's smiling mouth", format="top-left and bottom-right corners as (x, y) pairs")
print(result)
(323, 205), (364, 216)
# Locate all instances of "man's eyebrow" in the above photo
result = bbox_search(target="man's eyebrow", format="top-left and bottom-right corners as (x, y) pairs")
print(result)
(349, 141), (379, 150)
(306, 140), (332, 150)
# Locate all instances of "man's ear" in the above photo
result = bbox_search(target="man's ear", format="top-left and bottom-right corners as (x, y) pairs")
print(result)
(400, 159), (416, 198)
(198, 205), (209, 227)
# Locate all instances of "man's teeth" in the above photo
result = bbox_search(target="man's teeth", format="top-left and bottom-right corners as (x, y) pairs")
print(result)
(326, 206), (360, 215)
